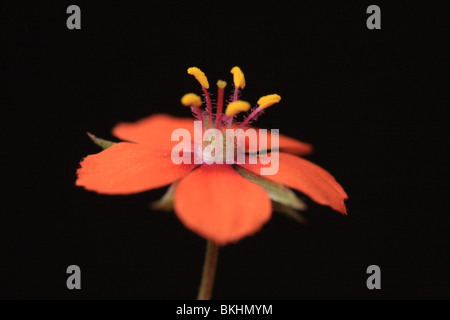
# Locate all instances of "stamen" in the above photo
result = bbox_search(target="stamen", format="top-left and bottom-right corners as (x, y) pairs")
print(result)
(181, 93), (203, 125)
(230, 66), (245, 101)
(257, 94), (281, 109)
(238, 106), (262, 129)
(230, 66), (246, 89)
(202, 88), (213, 128)
(225, 100), (251, 128)
(187, 67), (213, 128)
(215, 80), (227, 128)
(187, 67), (210, 89)
(225, 100), (251, 116)
(238, 94), (281, 129)
(181, 93), (202, 108)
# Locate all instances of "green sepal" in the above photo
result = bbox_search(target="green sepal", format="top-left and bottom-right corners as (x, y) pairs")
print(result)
(87, 132), (117, 149)
(150, 183), (177, 211)
(233, 165), (306, 210)
(272, 201), (307, 224)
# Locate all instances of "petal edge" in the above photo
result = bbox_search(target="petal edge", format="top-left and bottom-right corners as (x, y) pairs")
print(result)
(241, 152), (348, 214)
(76, 142), (196, 195)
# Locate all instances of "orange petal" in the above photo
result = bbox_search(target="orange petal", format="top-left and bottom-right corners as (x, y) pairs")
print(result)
(174, 164), (272, 245)
(112, 113), (195, 148)
(76, 142), (197, 195)
(276, 133), (313, 155)
(241, 127), (313, 156)
(240, 152), (348, 214)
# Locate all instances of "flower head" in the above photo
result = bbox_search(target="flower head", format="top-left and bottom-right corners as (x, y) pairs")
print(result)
(76, 66), (348, 245)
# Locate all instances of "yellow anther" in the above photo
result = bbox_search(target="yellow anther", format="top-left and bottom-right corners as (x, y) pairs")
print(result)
(257, 94), (281, 109)
(230, 66), (246, 89)
(187, 67), (210, 89)
(225, 100), (251, 116)
(181, 93), (202, 108)
(217, 80), (227, 89)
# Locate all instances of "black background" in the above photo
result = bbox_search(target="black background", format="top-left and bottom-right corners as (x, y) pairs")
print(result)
(2, 1), (449, 300)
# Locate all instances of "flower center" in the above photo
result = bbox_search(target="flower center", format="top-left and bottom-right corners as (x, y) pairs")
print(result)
(181, 66), (282, 165)
(193, 128), (245, 165)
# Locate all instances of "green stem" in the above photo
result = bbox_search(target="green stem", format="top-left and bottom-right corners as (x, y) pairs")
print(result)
(197, 240), (219, 300)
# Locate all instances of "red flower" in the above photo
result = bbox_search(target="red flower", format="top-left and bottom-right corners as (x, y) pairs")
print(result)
(76, 67), (347, 245)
